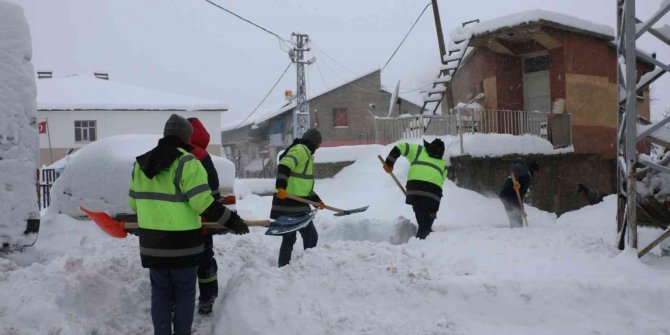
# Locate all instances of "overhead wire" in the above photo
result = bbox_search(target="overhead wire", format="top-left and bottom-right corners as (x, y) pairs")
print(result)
(312, 40), (433, 94)
(233, 62), (293, 129)
(380, 2), (431, 71)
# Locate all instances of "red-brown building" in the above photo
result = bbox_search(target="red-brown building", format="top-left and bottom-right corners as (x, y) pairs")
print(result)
(446, 10), (654, 158)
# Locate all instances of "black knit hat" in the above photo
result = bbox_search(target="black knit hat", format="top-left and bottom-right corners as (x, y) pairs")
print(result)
(423, 138), (445, 159)
(164, 114), (193, 144)
(302, 128), (322, 147)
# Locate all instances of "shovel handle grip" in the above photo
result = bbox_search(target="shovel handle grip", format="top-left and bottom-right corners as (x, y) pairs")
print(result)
(377, 155), (407, 195)
(284, 194), (344, 213)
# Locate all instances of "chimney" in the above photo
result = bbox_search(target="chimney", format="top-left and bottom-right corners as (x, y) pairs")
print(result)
(37, 71), (52, 79)
(94, 72), (109, 80)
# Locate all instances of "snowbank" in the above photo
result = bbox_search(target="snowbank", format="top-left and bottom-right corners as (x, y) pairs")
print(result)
(314, 144), (384, 163)
(0, 0), (39, 247)
(47, 134), (235, 217)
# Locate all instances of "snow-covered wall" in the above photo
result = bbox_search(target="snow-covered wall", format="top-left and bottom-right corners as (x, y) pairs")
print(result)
(0, 1), (39, 247)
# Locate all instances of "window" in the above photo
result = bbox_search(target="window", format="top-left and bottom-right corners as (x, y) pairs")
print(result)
(332, 108), (348, 128)
(523, 55), (550, 73)
(74, 120), (96, 142)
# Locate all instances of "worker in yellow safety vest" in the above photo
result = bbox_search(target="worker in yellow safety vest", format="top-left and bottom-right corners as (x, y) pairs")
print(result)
(383, 138), (448, 239)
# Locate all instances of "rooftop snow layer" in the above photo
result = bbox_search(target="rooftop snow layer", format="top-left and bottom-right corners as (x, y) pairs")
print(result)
(37, 75), (229, 111)
(469, 9), (614, 39)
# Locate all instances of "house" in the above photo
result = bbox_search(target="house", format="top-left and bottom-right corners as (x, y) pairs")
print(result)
(37, 73), (227, 165)
(221, 69), (422, 177)
(444, 10), (654, 159)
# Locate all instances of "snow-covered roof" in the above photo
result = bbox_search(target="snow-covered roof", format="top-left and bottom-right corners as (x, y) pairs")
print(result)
(223, 69), (383, 131)
(37, 75), (229, 111)
(469, 9), (614, 40)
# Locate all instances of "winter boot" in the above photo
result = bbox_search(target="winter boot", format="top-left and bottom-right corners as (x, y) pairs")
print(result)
(198, 299), (214, 315)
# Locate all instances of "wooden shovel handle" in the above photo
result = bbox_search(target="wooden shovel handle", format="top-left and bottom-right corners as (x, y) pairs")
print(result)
(377, 155), (407, 195)
(284, 194), (345, 213)
(510, 173), (528, 226)
(123, 220), (270, 230)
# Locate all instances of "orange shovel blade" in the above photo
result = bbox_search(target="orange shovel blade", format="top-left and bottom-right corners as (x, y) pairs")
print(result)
(80, 206), (128, 238)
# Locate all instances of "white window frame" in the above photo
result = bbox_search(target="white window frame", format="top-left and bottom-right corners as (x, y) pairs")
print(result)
(74, 120), (97, 143)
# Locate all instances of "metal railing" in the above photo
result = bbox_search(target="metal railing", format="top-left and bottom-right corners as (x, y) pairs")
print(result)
(374, 108), (554, 145)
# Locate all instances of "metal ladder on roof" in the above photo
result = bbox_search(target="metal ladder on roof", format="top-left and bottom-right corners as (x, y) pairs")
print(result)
(421, 20), (478, 132)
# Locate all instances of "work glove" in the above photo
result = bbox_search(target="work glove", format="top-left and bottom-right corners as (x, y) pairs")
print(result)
(318, 201), (326, 210)
(225, 218), (249, 235)
(512, 181), (521, 192)
(276, 188), (288, 200)
(383, 163), (393, 173)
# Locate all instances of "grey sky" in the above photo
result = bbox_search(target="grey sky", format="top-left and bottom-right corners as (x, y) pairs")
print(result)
(13, 0), (670, 124)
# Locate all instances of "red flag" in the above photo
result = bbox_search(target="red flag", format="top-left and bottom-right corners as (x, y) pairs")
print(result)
(38, 121), (47, 134)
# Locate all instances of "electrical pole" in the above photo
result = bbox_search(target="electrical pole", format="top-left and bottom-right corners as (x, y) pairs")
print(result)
(289, 33), (315, 139)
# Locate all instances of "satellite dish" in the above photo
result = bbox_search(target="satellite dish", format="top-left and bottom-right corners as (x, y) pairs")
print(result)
(387, 80), (400, 117)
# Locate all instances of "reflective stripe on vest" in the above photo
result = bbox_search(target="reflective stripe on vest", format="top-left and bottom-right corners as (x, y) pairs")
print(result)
(280, 144), (315, 197)
(140, 245), (204, 257)
(129, 148), (212, 231)
(401, 143), (447, 188)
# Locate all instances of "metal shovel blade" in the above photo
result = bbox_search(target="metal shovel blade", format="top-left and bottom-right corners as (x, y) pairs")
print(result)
(333, 205), (369, 217)
(265, 210), (318, 236)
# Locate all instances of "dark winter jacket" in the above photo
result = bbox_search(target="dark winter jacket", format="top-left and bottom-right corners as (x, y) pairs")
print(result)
(188, 118), (220, 200)
(499, 160), (533, 206)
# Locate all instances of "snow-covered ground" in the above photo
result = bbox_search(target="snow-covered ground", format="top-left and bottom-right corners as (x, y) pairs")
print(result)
(2, 144), (670, 335)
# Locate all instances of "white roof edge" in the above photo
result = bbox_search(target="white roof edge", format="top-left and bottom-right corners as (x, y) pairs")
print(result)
(466, 9), (615, 40)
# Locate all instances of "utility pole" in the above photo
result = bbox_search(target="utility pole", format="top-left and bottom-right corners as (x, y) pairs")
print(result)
(289, 33), (315, 139)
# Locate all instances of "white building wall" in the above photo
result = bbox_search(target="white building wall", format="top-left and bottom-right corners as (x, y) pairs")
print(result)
(39, 110), (222, 149)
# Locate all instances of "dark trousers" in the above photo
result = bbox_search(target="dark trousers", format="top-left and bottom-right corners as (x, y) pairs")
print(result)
(149, 266), (198, 335)
(278, 221), (318, 267)
(501, 199), (523, 228)
(413, 206), (436, 239)
(197, 234), (218, 303)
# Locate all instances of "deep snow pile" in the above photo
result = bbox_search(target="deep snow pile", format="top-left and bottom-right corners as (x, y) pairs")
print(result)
(2, 143), (670, 334)
(47, 134), (235, 217)
(0, 0), (39, 246)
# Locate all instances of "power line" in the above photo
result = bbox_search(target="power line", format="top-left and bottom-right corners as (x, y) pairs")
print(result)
(314, 58), (329, 90)
(203, 0), (291, 44)
(234, 62), (293, 129)
(381, 2), (431, 71)
(312, 40), (428, 94)
(312, 47), (388, 96)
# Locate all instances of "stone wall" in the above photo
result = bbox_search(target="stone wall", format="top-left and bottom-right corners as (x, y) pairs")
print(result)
(449, 153), (615, 215)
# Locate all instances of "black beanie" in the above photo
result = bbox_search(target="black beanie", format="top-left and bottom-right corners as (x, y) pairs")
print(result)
(164, 114), (193, 144)
(302, 128), (322, 147)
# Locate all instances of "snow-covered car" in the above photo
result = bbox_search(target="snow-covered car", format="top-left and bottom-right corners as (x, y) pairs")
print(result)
(48, 134), (237, 219)
(0, 1), (40, 251)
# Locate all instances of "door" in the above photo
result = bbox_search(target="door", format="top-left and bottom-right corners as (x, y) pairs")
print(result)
(523, 54), (551, 113)
(523, 70), (551, 112)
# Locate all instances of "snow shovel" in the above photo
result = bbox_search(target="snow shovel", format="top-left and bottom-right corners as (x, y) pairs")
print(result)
(377, 155), (407, 195)
(264, 209), (318, 236)
(284, 194), (369, 217)
(79, 206), (295, 238)
(510, 173), (528, 227)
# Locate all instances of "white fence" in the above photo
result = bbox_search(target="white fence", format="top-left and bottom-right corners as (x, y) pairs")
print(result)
(375, 109), (554, 145)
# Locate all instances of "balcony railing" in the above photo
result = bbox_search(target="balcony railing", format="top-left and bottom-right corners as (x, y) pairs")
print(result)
(374, 108), (570, 151)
